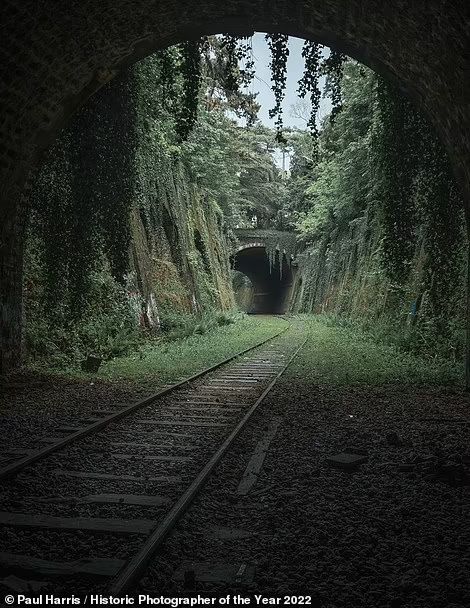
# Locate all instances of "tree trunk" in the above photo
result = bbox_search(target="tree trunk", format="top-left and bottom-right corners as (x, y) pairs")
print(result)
(0, 208), (26, 376)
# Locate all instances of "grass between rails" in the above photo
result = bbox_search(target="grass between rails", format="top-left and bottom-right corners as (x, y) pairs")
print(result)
(286, 315), (462, 386)
(67, 315), (288, 383)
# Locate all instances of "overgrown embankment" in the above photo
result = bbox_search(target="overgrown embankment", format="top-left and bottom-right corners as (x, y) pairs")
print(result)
(291, 210), (466, 360)
(24, 54), (240, 369)
(286, 63), (466, 362)
(23, 42), (289, 370)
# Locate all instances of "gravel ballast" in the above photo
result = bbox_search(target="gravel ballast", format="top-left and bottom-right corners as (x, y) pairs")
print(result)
(139, 354), (469, 607)
(1, 321), (468, 606)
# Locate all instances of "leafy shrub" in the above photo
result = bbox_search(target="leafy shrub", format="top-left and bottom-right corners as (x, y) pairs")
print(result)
(317, 312), (465, 364)
(26, 270), (141, 370)
(159, 309), (240, 341)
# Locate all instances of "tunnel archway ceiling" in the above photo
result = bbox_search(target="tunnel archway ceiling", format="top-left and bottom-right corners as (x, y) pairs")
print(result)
(1, 0), (470, 213)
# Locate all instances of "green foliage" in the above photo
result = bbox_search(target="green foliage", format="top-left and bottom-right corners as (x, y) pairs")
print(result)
(320, 312), (464, 372)
(76, 315), (286, 382)
(372, 78), (417, 284)
(219, 35), (256, 108)
(321, 50), (346, 121)
(177, 41), (203, 140)
(25, 269), (140, 369)
(231, 270), (253, 312)
(264, 37), (346, 143)
(292, 64), (374, 242)
(412, 120), (465, 326)
(159, 309), (240, 341)
(30, 71), (137, 325)
(298, 41), (321, 143)
(182, 112), (285, 226)
(265, 33), (290, 141)
(288, 316), (460, 386)
(290, 59), (465, 363)
(203, 36), (259, 124)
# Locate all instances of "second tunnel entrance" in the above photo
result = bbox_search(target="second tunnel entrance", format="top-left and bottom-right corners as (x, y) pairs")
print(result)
(232, 246), (294, 314)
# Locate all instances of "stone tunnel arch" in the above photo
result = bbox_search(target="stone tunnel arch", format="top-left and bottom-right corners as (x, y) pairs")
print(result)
(232, 246), (294, 314)
(1, 1), (470, 371)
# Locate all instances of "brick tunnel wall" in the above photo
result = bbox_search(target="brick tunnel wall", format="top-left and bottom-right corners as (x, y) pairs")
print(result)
(1, 0), (470, 371)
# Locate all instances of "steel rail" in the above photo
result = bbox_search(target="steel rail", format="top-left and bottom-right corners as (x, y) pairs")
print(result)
(109, 336), (307, 595)
(0, 327), (289, 481)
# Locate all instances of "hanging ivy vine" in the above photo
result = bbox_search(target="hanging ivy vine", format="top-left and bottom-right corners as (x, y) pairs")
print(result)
(220, 35), (240, 94)
(29, 69), (138, 324)
(156, 47), (180, 113)
(222, 36), (256, 91)
(176, 40), (203, 140)
(173, 35), (348, 145)
(218, 35), (257, 125)
(30, 135), (72, 326)
(373, 77), (417, 285)
(322, 50), (346, 120)
(265, 33), (290, 142)
(412, 115), (464, 327)
(298, 40), (322, 141)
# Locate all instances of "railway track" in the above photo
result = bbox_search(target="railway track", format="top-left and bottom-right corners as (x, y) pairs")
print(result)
(0, 328), (306, 596)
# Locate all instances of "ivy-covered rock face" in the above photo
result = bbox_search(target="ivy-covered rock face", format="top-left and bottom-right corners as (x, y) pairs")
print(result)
(288, 62), (466, 360)
(22, 49), (249, 368)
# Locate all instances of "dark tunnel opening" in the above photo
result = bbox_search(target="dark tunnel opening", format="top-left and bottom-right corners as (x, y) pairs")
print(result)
(232, 246), (294, 314)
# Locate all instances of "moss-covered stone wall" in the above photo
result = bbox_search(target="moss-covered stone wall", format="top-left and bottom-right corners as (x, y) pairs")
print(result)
(291, 210), (467, 343)
(129, 163), (235, 328)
